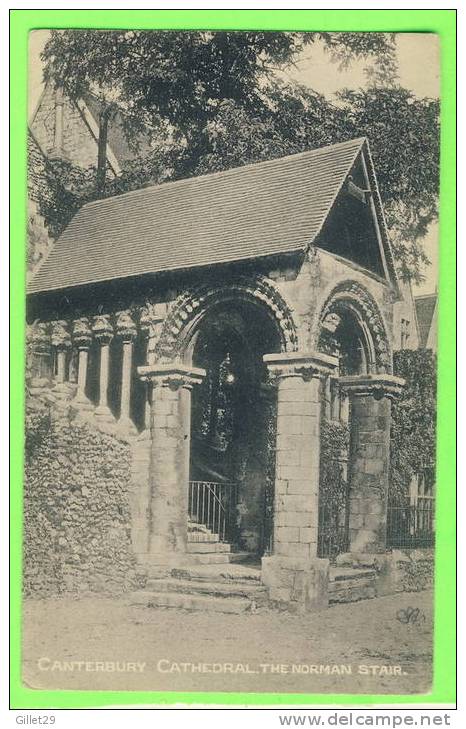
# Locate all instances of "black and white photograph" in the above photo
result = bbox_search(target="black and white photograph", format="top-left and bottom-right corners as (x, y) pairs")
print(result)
(23, 28), (439, 695)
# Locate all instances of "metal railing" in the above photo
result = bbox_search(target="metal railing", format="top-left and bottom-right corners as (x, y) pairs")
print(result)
(317, 457), (350, 561)
(387, 499), (435, 548)
(188, 480), (238, 543)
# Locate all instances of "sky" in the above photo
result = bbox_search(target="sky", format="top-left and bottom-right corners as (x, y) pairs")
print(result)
(28, 31), (439, 295)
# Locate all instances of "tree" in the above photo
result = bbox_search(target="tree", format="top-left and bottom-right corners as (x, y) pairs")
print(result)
(38, 30), (439, 282)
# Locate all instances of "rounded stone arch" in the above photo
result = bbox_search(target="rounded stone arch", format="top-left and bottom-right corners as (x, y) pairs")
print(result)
(155, 275), (300, 362)
(312, 280), (392, 374)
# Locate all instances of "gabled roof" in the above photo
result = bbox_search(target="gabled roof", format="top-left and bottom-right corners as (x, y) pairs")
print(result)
(415, 293), (438, 348)
(28, 137), (398, 295)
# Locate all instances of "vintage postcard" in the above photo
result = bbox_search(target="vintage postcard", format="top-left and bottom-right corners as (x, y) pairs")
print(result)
(22, 26), (441, 698)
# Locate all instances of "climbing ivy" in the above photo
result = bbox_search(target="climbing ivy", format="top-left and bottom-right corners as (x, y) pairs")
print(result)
(390, 349), (437, 503)
(319, 419), (350, 511)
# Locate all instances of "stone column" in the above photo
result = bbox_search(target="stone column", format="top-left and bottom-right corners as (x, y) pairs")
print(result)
(93, 315), (115, 422)
(137, 363), (205, 572)
(116, 311), (137, 431)
(51, 320), (71, 384)
(261, 351), (337, 613)
(139, 303), (166, 433)
(339, 374), (404, 554)
(72, 318), (93, 407)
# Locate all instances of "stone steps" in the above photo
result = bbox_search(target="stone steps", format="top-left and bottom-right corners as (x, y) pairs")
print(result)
(129, 589), (253, 614)
(171, 563), (262, 583)
(186, 541), (231, 554)
(187, 532), (219, 543)
(328, 567), (377, 604)
(189, 552), (231, 565)
(131, 561), (265, 614)
(145, 577), (267, 600)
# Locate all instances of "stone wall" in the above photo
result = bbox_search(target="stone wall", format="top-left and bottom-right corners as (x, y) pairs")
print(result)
(30, 82), (100, 170)
(389, 548), (435, 593)
(23, 380), (140, 597)
(272, 248), (394, 353)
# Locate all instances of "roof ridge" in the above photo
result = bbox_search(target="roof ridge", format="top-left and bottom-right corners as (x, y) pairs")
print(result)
(81, 137), (367, 211)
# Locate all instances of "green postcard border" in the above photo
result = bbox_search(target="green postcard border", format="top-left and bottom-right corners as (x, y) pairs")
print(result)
(10, 9), (456, 709)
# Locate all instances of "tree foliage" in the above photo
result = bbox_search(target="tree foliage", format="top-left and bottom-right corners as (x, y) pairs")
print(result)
(35, 30), (439, 282)
(390, 349), (437, 502)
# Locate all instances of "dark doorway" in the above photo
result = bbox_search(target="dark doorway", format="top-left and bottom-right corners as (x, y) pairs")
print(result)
(189, 301), (279, 554)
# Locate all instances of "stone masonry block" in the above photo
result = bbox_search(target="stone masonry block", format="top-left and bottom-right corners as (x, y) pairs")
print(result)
(277, 415), (303, 435)
(286, 478), (318, 495)
(275, 511), (315, 528)
(275, 541), (311, 559)
(279, 376), (305, 391)
(274, 479), (289, 495)
(276, 526), (300, 543)
(299, 527), (317, 544)
(277, 433), (309, 450)
(278, 465), (310, 481)
(278, 494), (313, 512)
(277, 450), (300, 466)
(299, 450), (319, 470)
(301, 416), (319, 435)
(279, 401), (315, 417)
(278, 388), (316, 404)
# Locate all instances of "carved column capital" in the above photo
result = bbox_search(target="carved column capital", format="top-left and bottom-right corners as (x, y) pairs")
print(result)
(139, 302), (166, 339)
(51, 320), (71, 350)
(339, 374), (405, 401)
(116, 310), (137, 342)
(137, 363), (206, 391)
(92, 315), (113, 345)
(29, 321), (51, 353)
(72, 318), (92, 349)
(264, 350), (338, 384)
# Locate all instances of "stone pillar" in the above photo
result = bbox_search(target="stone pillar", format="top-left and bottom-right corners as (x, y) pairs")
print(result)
(92, 315), (115, 422)
(51, 320), (71, 384)
(139, 303), (166, 433)
(72, 318), (92, 407)
(116, 311), (137, 431)
(137, 363), (205, 571)
(261, 351), (337, 613)
(340, 374), (404, 554)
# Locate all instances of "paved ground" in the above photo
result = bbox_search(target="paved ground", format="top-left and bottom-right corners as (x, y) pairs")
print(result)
(22, 590), (433, 696)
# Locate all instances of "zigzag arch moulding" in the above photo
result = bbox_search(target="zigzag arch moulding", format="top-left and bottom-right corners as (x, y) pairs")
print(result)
(155, 275), (300, 361)
(313, 279), (392, 374)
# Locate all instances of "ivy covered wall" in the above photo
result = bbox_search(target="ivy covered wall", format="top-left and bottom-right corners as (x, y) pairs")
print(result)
(23, 382), (140, 597)
(390, 349), (437, 502)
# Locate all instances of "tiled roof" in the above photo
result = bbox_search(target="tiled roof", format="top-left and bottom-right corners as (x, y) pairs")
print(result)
(415, 294), (437, 348)
(28, 137), (390, 294)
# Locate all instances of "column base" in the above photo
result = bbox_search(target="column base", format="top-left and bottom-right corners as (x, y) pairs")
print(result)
(335, 551), (398, 597)
(52, 382), (77, 399)
(261, 555), (329, 613)
(143, 551), (195, 577)
(117, 416), (138, 435)
(71, 393), (94, 411)
(94, 404), (116, 423)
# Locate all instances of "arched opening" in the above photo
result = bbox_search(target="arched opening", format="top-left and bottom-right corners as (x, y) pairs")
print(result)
(188, 299), (281, 555)
(317, 303), (377, 560)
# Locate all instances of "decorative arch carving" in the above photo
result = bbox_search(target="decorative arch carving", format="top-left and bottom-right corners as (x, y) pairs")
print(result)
(314, 280), (392, 374)
(155, 275), (299, 361)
